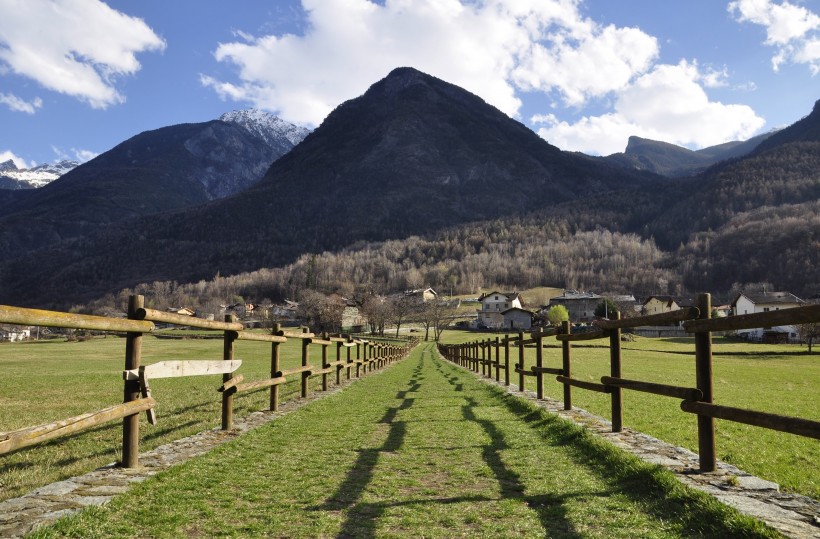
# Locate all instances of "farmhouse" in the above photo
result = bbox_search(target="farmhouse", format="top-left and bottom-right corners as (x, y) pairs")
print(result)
(477, 291), (522, 328)
(731, 290), (805, 343)
(642, 296), (693, 316)
(404, 287), (438, 303)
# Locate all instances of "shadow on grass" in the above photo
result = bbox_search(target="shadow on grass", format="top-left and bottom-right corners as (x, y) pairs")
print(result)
(480, 380), (778, 538)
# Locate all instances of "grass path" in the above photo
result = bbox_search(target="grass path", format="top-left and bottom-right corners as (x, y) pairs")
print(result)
(33, 343), (776, 538)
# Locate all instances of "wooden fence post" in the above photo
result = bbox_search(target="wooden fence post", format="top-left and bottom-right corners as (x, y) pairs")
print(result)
(301, 329), (310, 398)
(562, 321), (572, 410)
(503, 336), (510, 386)
(495, 336), (501, 382)
(321, 333), (329, 392)
(695, 293), (716, 471)
(609, 313), (623, 432)
(222, 313), (237, 430)
(356, 342), (361, 378)
(271, 322), (281, 411)
(121, 295), (144, 468)
(518, 331), (525, 392)
(536, 333), (544, 399)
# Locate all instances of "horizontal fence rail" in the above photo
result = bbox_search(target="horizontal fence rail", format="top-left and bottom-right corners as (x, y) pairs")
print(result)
(0, 296), (417, 467)
(439, 293), (820, 472)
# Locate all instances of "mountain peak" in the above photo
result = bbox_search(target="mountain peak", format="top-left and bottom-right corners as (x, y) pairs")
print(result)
(0, 159), (18, 172)
(218, 108), (310, 147)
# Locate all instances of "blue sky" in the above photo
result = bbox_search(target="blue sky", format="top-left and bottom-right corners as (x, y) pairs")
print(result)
(1, 0), (819, 167)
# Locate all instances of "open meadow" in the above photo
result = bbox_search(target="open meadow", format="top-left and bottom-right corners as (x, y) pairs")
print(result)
(0, 330), (817, 506)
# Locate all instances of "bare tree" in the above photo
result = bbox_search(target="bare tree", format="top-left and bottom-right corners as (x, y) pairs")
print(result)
(797, 322), (819, 353)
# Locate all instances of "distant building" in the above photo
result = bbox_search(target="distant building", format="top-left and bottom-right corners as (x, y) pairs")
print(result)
(477, 291), (522, 328)
(731, 290), (805, 343)
(404, 287), (438, 302)
(549, 290), (601, 323)
(642, 296), (693, 316)
(502, 307), (534, 330)
(0, 326), (30, 342)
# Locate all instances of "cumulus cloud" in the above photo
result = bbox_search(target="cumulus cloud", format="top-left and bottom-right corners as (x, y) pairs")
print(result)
(0, 92), (42, 113)
(203, 0), (767, 154)
(533, 61), (766, 155)
(0, 0), (165, 108)
(201, 0), (660, 126)
(729, 0), (820, 73)
(52, 145), (98, 163)
(0, 150), (32, 169)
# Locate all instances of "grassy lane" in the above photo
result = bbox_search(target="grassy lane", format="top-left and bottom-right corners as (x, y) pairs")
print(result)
(32, 343), (776, 538)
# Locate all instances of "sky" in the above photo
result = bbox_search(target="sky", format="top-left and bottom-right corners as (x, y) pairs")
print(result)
(1, 0), (819, 168)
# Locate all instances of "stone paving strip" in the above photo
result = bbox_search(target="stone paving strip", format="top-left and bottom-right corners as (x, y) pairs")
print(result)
(1, 351), (818, 539)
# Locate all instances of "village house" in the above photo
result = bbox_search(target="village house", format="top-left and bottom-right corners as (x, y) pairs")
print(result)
(548, 290), (601, 323)
(404, 287), (438, 303)
(731, 290), (805, 343)
(502, 307), (534, 330)
(642, 295), (693, 316)
(476, 291), (522, 328)
(0, 325), (30, 342)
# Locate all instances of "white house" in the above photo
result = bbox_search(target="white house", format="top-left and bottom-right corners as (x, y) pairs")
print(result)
(0, 326), (30, 342)
(477, 291), (522, 328)
(731, 290), (805, 342)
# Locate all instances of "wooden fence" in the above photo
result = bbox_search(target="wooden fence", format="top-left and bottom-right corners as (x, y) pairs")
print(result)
(0, 296), (417, 467)
(438, 293), (820, 471)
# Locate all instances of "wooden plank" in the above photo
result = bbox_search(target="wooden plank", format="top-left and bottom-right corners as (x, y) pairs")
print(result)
(124, 360), (242, 380)
(278, 365), (314, 377)
(0, 398), (155, 456)
(531, 366), (564, 375)
(556, 329), (607, 342)
(601, 376), (702, 401)
(595, 308), (699, 330)
(514, 367), (537, 377)
(556, 375), (611, 393)
(234, 376), (287, 393)
(681, 401), (820, 440)
(309, 338), (334, 346)
(0, 304), (153, 333)
(312, 367), (334, 375)
(135, 308), (243, 331)
(217, 374), (245, 392)
(279, 330), (315, 339)
(235, 331), (288, 343)
(530, 327), (559, 339)
(684, 304), (820, 333)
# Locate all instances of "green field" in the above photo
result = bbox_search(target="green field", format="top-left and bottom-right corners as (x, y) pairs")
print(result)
(28, 344), (777, 539)
(439, 330), (820, 499)
(0, 333), (354, 501)
(0, 331), (817, 507)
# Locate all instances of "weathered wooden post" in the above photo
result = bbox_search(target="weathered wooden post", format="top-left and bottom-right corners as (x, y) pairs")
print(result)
(122, 294), (144, 468)
(321, 333), (329, 392)
(271, 322), (281, 411)
(495, 337), (501, 382)
(356, 342), (361, 378)
(518, 331), (525, 392)
(536, 332), (544, 399)
(609, 313), (623, 432)
(503, 335), (510, 386)
(694, 293), (716, 471)
(222, 313), (237, 430)
(562, 321), (572, 410)
(301, 328), (310, 398)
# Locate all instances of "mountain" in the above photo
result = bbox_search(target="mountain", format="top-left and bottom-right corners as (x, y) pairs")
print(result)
(0, 111), (308, 262)
(219, 109), (310, 154)
(0, 67), (652, 307)
(0, 159), (78, 189)
(595, 131), (775, 178)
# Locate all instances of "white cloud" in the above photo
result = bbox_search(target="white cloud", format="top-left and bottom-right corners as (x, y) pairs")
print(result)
(729, 0), (820, 73)
(52, 145), (98, 163)
(0, 150), (32, 169)
(0, 0), (165, 108)
(534, 61), (766, 155)
(201, 0), (659, 126)
(0, 92), (42, 113)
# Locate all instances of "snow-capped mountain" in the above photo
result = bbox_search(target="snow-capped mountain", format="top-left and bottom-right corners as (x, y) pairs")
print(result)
(0, 159), (79, 189)
(219, 109), (310, 154)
